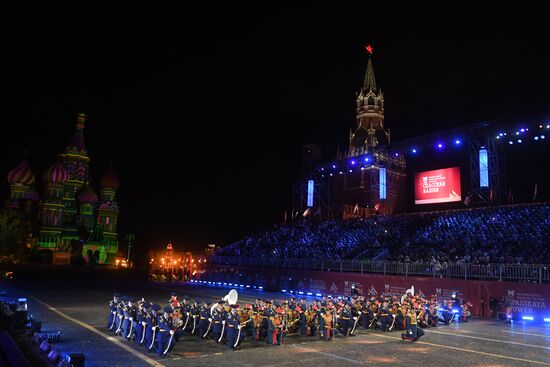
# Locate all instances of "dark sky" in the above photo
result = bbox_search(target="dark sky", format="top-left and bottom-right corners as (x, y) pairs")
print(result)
(1, 4), (549, 256)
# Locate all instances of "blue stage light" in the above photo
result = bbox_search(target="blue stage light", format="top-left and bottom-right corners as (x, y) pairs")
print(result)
(411, 148), (417, 153)
(320, 167), (324, 171)
(394, 153), (399, 157)
(547, 124), (550, 128)
(544, 318), (550, 322)
(437, 143), (443, 149)
(289, 290), (293, 293)
(228, 283), (233, 286)
(316, 293), (323, 297)
(307, 292), (313, 296)
(217, 282), (222, 285)
(298, 291), (304, 295)
(364, 157), (370, 162)
(281, 289), (287, 293)
(520, 128), (525, 132)
(534, 136), (539, 141)
(239, 284), (244, 287)
(351, 160), (356, 165)
(258, 286), (263, 290)
(332, 164), (336, 169)
(246, 285), (250, 288)
(499, 133), (504, 136)
(509, 141), (514, 145)
(455, 139), (461, 145)
(518, 139), (522, 143)
(541, 135), (546, 139)
(329, 173), (333, 176)
(349, 169), (353, 173)
(522, 316), (534, 321)
(516, 132), (520, 135)
(496, 136), (500, 139)
(223, 283), (227, 285)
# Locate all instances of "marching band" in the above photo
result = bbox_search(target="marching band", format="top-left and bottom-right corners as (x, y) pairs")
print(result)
(106, 288), (472, 357)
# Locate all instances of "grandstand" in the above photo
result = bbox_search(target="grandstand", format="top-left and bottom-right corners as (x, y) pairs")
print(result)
(217, 202), (550, 265)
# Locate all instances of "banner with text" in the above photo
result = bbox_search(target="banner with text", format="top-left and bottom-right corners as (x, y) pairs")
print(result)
(415, 166), (462, 205)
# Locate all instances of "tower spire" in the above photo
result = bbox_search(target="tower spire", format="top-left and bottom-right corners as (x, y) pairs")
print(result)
(363, 57), (377, 92)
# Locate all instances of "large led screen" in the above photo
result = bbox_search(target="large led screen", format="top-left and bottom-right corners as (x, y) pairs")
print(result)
(414, 167), (461, 204)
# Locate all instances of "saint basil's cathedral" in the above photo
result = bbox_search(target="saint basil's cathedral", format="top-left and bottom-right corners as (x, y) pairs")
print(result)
(4, 113), (120, 264)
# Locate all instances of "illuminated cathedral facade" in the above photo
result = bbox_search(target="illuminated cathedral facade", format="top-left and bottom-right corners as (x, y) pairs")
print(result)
(5, 113), (120, 264)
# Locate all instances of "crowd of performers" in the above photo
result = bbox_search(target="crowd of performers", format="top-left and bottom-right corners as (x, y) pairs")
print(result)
(106, 290), (472, 357)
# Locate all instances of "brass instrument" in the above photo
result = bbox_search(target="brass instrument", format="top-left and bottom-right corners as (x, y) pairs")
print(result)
(284, 317), (300, 333)
(240, 318), (253, 327)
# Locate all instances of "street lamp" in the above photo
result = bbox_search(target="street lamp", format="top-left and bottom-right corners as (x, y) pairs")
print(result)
(126, 234), (135, 264)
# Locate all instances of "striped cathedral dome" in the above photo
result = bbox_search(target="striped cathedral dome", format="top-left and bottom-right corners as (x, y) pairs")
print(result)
(77, 185), (98, 204)
(100, 168), (119, 190)
(7, 160), (35, 185)
(43, 162), (68, 184)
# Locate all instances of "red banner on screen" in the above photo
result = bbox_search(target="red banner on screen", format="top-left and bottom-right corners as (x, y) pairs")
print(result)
(415, 167), (461, 204)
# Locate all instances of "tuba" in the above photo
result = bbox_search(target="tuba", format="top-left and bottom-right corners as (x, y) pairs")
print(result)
(223, 289), (239, 305)
(401, 286), (415, 304)
(211, 289), (238, 314)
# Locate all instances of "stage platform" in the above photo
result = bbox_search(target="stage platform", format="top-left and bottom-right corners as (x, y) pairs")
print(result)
(4, 279), (550, 367)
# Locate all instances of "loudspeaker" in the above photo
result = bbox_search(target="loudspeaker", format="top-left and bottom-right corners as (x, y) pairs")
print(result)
(47, 348), (61, 363)
(67, 353), (85, 367)
(33, 333), (43, 345)
(40, 340), (51, 352)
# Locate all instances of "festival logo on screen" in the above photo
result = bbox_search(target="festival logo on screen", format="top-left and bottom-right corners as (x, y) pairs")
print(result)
(382, 284), (406, 297)
(330, 282), (339, 293)
(507, 289), (547, 314)
(309, 279), (327, 292)
(368, 286), (378, 296)
(415, 167), (462, 205)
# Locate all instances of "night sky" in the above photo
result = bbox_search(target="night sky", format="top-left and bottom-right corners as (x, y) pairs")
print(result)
(1, 5), (549, 258)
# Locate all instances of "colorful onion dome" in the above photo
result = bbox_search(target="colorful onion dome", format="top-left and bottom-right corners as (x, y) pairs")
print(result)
(7, 160), (35, 185)
(43, 162), (68, 184)
(100, 168), (119, 190)
(77, 185), (98, 204)
(23, 187), (40, 201)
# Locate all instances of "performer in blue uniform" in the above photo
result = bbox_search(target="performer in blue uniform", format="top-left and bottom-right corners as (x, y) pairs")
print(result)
(226, 304), (246, 349)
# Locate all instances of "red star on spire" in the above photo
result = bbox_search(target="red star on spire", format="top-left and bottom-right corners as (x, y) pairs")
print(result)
(364, 44), (373, 55)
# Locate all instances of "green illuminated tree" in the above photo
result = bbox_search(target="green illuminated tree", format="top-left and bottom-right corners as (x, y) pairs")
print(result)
(0, 209), (25, 262)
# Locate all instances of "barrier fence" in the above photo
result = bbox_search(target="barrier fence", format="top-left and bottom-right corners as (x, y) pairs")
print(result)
(207, 256), (550, 282)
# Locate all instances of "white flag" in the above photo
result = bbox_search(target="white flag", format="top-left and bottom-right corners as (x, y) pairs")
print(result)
(533, 183), (538, 202)
(353, 203), (359, 214)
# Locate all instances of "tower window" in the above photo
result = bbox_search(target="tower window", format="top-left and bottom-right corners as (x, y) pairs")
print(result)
(367, 97), (374, 106)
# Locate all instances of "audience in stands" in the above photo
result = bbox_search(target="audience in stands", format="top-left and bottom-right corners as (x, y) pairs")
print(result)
(217, 204), (550, 264)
